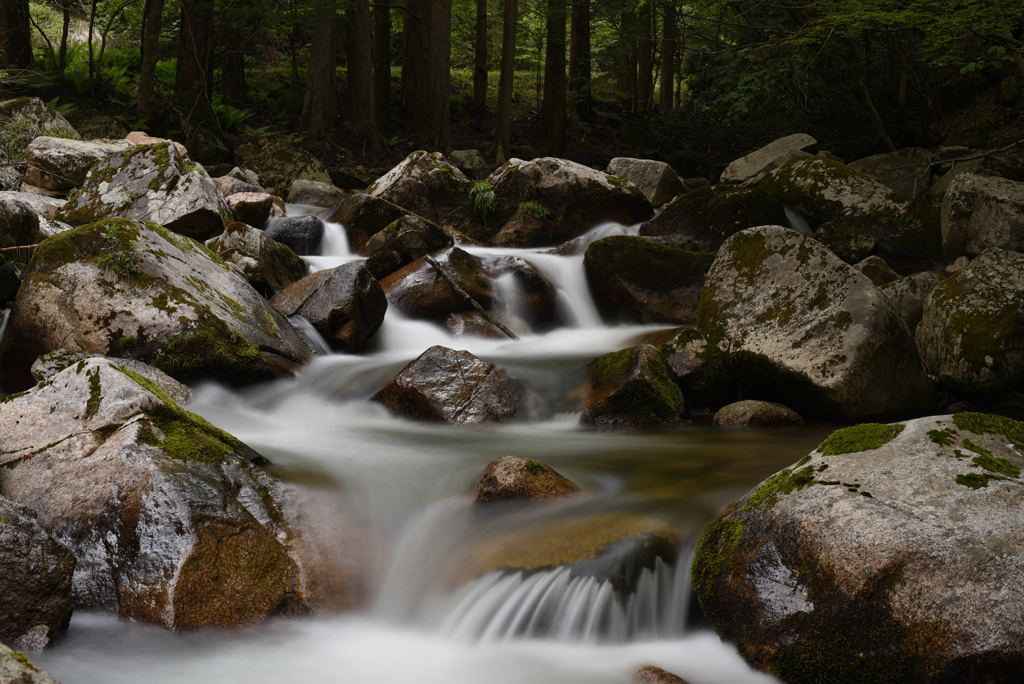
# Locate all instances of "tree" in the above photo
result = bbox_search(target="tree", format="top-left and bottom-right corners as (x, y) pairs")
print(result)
(401, 0), (426, 125)
(473, 0), (488, 112)
(659, 2), (675, 111)
(489, 0), (518, 165)
(541, 0), (567, 155)
(300, 0), (339, 140)
(421, 0), (452, 151)
(137, 0), (165, 121)
(373, 3), (391, 131)
(0, 0), (32, 70)
(568, 0), (594, 120)
(176, 0), (215, 97)
(346, 0), (374, 137)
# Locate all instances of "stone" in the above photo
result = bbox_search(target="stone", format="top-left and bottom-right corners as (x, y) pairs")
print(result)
(233, 142), (331, 196)
(76, 114), (129, 140)
(879, 271), (946, 336)
(638, 185), (786, 252)
(448, 149), (491, 180)
(0, 191), (64, 219)
(692, 413), (1024, 683)
(0, 219), (312, 392)
(29, 348), (194, 405)
(0, 643), (61, 683)
(205, 221), (309, 296)
(606, 157), (683, 207)
(848, 147), (934, 196)
(263, 214), (324, 255)
(584, 235), (715, 324)
(326, 193), (411, 254)
(489, 203), (557, 247)
(472, 455), (583, 503)
(812, 221), (876, 264)
(364, 214), (453, 261)
(370, 345), (528, 424)
(380, 247), (494, 321)
(941, 173), (1024, 259)
(697, 226), (934, 420)
(916, 248), (1024, 397)
(226, 191), (276, 226)
(22, 137), (135, 194)
(125, 131), (188, 159)
(35, 216), (72, 241)
(366, 151), (476, 236)
(929, 148), (1024, 202)
(270, 263), (387, 353)
(0, 97), (79, 144)
(853, 255), (900, 286)
(632, 666), (691, 684)
(713, 400), (803, 427)
(442, 311), (505, 339)
(946, 255), (969, 273)
(286, 179), (348, 208)
(719, 133), (818, 185)
(56, 142), (231, 241)
(582, 345), (686, 427)
(213, 175), (263, 198)
(363, 250), (405, 280)
(0, 197), (39, 248)
(329, 166), (377, 191)
(227, 166), (261, 185)
(0, 262), (28, 303)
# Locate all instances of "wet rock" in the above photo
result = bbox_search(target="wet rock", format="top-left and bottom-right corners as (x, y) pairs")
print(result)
(363, 250), (405, 280)
(213, 175), (263, 198)
(329, 166), (377, 191)
(364, 214), (453, 261)
(206, 221), (309, 296)
(233, 142), (331, 196)
(370, 345), (528, 424)
(270, 263), (387, 353)
(916, 248), (1024, 397)
(380, 247), (494, 320)
(366, 151), (476, 236)
(225, 191), (277, 226)
(0, 219), (312, 392)
(448, 149), (491, 180)
(263, 214), (324, 255)
(697, 226), (934, 420)
(692, 413), (1024, 683)
(0, 262), (28, 303)
(472, 455), (583, 503)
(23, 137), (134, 195)
(286, 179), (348, 208)
(488, 203), (558, 248)
(638, 185), (786, 253)
(606, 157), (683, 207)
(0, 643), (61, 683)
(632, 666), (691, 684)
(582, 344), (686, 427)
(848, 147), (934, 196)
(879, 271), (946, 336)
(28, 348), (193, 405)
(946, 255), (969, 273)
(76, 114), (129, 140)
(853, 255), (900, 286)
(56, 142), (231, 241)
(126, 131), (188, 160)
(442, 311), (505, 339)
(0, 197), (39, 248)
(812, 221), (876, 264)
(713, 400), (803, 427)
(584, 235), (715, 324)
(719, 133), (817, 185)
(326, 193), (410, 254)
(941, 173), (1024, 259)
(0, 191), (64, 220)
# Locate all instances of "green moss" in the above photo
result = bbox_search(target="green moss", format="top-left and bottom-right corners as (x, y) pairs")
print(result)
(690, 517), (744, 624)
(154, 322), (264, 383)
(956, 473), (996, 489)
(524, 460), (546, 475)
(953, 412), (1024, 448)
(84, 367), (101, 419)
(585, 235), (715, 296)
(927, 428), (957, 446)
(961, 439), (1021, 478)
(9, 650), (40, 672)
(818, 423), (905, 456)
(744, 465), (816, 511)
(587, 346), (685, 424)
(0, 390), (28, 404)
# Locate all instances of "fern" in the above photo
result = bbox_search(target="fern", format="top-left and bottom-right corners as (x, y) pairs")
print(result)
(96, 224), (141, 278)
(468, 180), (499, 218)
(518, 200), (550, 219)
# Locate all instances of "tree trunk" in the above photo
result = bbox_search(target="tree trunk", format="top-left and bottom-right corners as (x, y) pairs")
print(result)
(568, 0), (594, 120)
(222, 51), (247, 109)
(847, 34), (895, 153)
(0, 0), (32, 70)
(659, 3), (675, 111)
(300, 0), (339, 140)
(637, 3), (653, 115)
(473, 0), (488, 113)
(617, 10), (637, 111)
(421, 0), (451, 152)
(58, 2), (70, 86)
(401, 0), (426, 125)
(373, 4), (391, 131)
(176, 0), (215, 96)
(137, 0), (165, 121)
(346, 0), (374, 137)
(489, 0), (517, 165)
(541, 0), (567, 156)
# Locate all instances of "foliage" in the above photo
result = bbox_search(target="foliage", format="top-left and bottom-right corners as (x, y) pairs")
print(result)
(518, 200), (550, 219)
(468, 180), (499, 218)
(96, 223), (141, 278)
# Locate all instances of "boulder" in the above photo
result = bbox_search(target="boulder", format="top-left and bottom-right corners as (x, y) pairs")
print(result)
(0, 219), (312, 392)
(692, 413), (1024, 683)
(363, 250), (405, 280)
(697, 226), (934, 420)
(126, 131), (189, 160)
(213, 175), (263, 198)
(448, 149), (491, 181)
(488, 203), (558, 247)
(942, 173), (1024, 259)
(0, 196), (39, 248)
(0, 97), (79, 143)
(329, 166), (377, 191)
(76, 114), (129, 140)
(916, 248), (1024, 397)
(848, 147), (934, 196)
(812, 221), (876, 264)
(0, 191), (64, 220)
(713, 400), (803, 427)
(380, 247), (494, 321)
(633, 666), (691, 684)
(29, 348), (194, 405)
(581, 345), (686, 427)
(205, 221), (309, 296)
(226, 191), (276, 226)
(0, 643), (61, 683)
(286, 179), (348, 208)
(22, 137), (135, 195)
(758, 156), (943, 271)
(263, 214), (324, 255)
(35, 216), (72, 241)
(233, 142), (331, 197)
(606, 157), (683, 207)
(638, 185), (786, 253)
(853, 255), (900, 286)
(442, 311), (505, 339)
(270, 263), (387, 353)
(370, 345), (528, 424)
(366, 151), (476, 235)
(472, 455), (583, 503)
(227, 166), (261, 186)
(719, 133), (817, 185)
(326, 193), (410, 254)
(364, 214), (453, 261)
(0, 262), (28, 303)
(879, 271), (946, 336)
(56, 142), (231, 241)
(584, 236), (715, 324)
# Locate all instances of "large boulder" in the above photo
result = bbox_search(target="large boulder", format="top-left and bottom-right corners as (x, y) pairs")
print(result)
(941, 173), (1024, 259)
(713, 400), (803, 427)
(0, 643), (61, 683)
(582, 344), (686, 427)
(879, 271), (946, 336)
(364, 214), (453, 261)
(370, 345), (528, 424)
(848, 147), (934, 196)
(226, 191), (277, 226)
(232, 142), (331, 197)
(0, 219), (312, 392)
(719, 133), (817, 185)
(606, 157), (683, 207)
(286, 179), (348, 208)
(0, 196), (39, 249)
(0, 191), (65, 220)
(448, 149), (491, 181)
(56, 142), (231, 241)
(125, 131), (189, 160)
(0, 100), (79, 181)
(472, 455), (583, 503)
(584, 236), (715, 324)
(270, 263), (387, 353)
(366, 151), (476, 236)
(692, 413), (1024, 683)
(697, 226), (934, 420)
(22, 137), (134, 195)
(326, 193), (411, 254)
(758, 156), (943, 271)
(205, 221), (309, 296)
(916, 248), (1024, 397)
(263, 215), (324, 256)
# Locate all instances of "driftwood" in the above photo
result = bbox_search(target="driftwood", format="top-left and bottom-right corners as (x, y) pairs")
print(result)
(423, 254), (519, 340)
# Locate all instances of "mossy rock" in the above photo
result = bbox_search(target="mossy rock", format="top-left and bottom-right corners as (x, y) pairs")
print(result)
(326, 193), (412, 254)
(582, 344), (686, 427)
(813, 221), (877, 265)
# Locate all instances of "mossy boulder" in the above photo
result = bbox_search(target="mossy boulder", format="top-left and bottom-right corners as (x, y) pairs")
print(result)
(584, 235), (715, 325)
(0, 196), (39, 249)
(23, 136), (134, 195)
(582, 344), (686, 427)
(55, 142), (231, 241)
(326, 193), (412, 254)
(366, 151), (477, 237)
(286, 179), (348, 208)
(0, 99), (79, 188)
(606, 157), (683, 206)
(758, 156), (943, 272)
(941, 173), (1024, 259)
(719, 133), (817, 185)
(0, 642), (61, 683)
(692, 414), (1024, 683)
(916, 248), (1024, 397)
(713, 400), (803, 427)
(638, 185), (786, 252)
(697, 226), (934, 420)
(364, 214), (453, 261)
(848, 147), (934, 196)
(879, 271), (946, 336)
(232, 141), (331, 197)
(205, 221), (309, 297)
(812, 221), (877, 264)
(854, 255), (900, 286)
(472, 455), (583, 503)
(0, 218), (313, 392)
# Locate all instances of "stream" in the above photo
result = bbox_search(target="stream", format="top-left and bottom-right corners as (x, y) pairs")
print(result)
(33, 209), (838, 684)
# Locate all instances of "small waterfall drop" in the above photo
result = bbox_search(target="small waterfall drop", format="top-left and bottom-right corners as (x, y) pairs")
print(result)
(288, 315), (332, 356)
(0, 308), (9, 344)
(784, 206), (814, 236)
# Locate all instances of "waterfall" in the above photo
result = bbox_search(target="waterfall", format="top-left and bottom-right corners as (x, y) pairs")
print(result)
(784, 206), (814, 236)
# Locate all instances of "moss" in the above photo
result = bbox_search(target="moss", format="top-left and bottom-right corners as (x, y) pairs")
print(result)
(9, 650), (40, 672)
(0, 390), (28, 404)
(956, 473), (996, 489)
(960, 439), (1021, 478)
(953, 412), (1024, 448)
(153, 321), (265, 383)
(691, 518), (744, 624)
(585, 235), (715, 294)
(744, 465), (816, 511)
(587, 346), (686, 424)
(524, 459), (546, 475)
(928, 428), (957, 446)
(818, 423), (905, 456)
(84, 367), (101, 419)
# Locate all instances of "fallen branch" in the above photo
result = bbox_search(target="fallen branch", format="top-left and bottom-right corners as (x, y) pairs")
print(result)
(423, 254), (519, 340)
(0, 452), (36, 468)
(0, 243), (39, 252)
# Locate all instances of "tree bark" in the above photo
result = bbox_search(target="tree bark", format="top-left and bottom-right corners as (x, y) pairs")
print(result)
(473, 0), (488, 113)
(617, 10), (637, 111)
(346, 0), (374, 137)
(421, 0), (452, 152)
(175, 0), (215, 97)
(488, 0), (517, 165)
(568, 0), (594, 120)
(847, 34), (896, 153)
(637, 3), (654, 115)
(58, 1), (71, 86)
(0, 0), (32, 70)
(401, 0), (426, 126)
(373, 3), (391, 131)
(137, 0), (165, 121)
(659, 2), (675, 111)
(541, 0), (567, 156)
(300, 0), (339, 140)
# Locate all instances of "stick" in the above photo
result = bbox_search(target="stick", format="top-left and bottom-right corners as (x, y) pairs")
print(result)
(423, 254), (519, 340)
(0, 452), (36, 468)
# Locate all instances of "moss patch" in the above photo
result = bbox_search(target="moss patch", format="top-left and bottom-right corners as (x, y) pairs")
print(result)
(744, 465), (816, 511)
(691, 518), (744, 624)
(953, 412), (1024, 448)
(818, 423), (905, 456)
(84, 367), (102, 419)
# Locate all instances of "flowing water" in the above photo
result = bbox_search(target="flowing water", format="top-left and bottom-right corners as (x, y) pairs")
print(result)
(33, 209), (839, 684)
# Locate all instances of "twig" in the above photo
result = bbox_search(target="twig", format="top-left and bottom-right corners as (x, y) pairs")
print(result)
(0, 243), (38, 252)
(0, 452), (36, 468)
(423, 254), (518, 340)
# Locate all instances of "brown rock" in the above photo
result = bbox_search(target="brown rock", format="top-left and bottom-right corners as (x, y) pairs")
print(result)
(713, 400), (804, 427)
(582, 345), (686, 427)
(632, 666), (692, 684)
(126, 131), (188, 159)
(472, 455), (583, 503)
(380, 247), (493, 321)
(226, 191), (276, 225)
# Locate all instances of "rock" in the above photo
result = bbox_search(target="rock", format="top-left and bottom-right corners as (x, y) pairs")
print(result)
(488, 203), (558, 247)
(364, 214), (453, 261)
(853, 255), (900, 286)
(713, 400), (803, 427)
(584, 236), (715, 324)
(125, 131), (188, 159)
(269, 263), (386, 353)
(606, 157), (683, 207)
(582, 345), (686, 427)
(692, 413), (1024, 683)
(0, 496), (75, 649)
(366, 151), (476, 235)
(929, 147), (1024, 202)
(22, 137), (134, 195)
(329, 166), (377, 191)
(848, 147), (934, 196)
(233, 142), (331, 196)
(697, 226), (934, 420)
(226, 166), (261, 185)
(213, 175), (263, 198)
(380, 247), (493, 320)
(326, 193), (410, 254)
(226, 191), (276, 225)
(0, 98), (79, 142)
(472, 455), (583, 503)
(812, 221), (876, 264)
(363, 250), (405, 280)
(29, 348), (193, 405)
(719, 133), (818, 185)
(442, 311), (505, 339)
(0, 191), (64, 220)
(0, 643), (61, 683)
(0, 262), (28, 302)
(916, 248), (1024, 397)
(370, 345), (528, 424)
(56, 142), (231, 241)
(286, 179), (348, 208)
(0, 197), (39, 248)
(35, 216), (73, 241)
(76, 114), (129, 140)
(946, 255), (969, 273)
(758, 156), (943, 272)
(263, 214), (324, 255)
(0, 219), (312, 392)
(632, 666), (691, 684)
(879, 271), (946, 336)
(205, 221), (309, 296)
(448, 149), (491, 181)
(638, 185), (786, 252)
(942, 173), (1024, 259)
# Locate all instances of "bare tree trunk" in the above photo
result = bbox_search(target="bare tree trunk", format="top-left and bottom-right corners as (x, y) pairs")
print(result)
(489, 0), (517, 165)
(617, 10), (638, 111)
(659, 2), (675, 111)
(0, 0), (33, 70)
(373, 4), (391, 131)
(137, 0), (165, 121)
(346, 0), (375, 137)
(541, 0), (567, 156)
(401, 0), (426, 128)
(422, 0), (451, 152)
(300, 0), (339, 140)
(176, 0), (215, 96)
(473, 0), (488, 113)
(847, 34), (895, 153)
(87, 0), (98, 97)
(58, 1), (71, 86)
(637, 3), (653, 116)
(568, 0), (594, 120)
(223, 52), (246, 109)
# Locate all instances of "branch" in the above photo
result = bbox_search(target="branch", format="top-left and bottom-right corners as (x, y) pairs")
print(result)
(423, 254), (518, 340)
